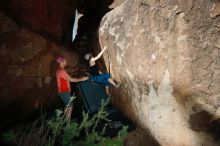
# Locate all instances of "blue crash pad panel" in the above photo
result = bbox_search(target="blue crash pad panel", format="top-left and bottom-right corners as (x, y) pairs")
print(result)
(77, 79), (108, 113)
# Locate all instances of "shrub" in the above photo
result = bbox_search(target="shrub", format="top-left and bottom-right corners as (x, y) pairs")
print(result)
(2, 97), (128, 146)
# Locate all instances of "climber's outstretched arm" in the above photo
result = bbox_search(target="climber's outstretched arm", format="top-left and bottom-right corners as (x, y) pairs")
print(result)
(91, 47), (107, 62)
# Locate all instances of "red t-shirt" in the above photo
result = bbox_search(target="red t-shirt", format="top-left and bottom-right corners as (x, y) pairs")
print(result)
(56, 68), (71, 93)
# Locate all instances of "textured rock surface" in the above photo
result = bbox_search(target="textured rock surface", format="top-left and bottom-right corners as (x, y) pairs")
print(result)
(0, 11), (79, 128)
(0, 0), (77, 44)
(99, 0), (220, 145)
(125, 127), (160, 146)
(0, 0), (113, 46)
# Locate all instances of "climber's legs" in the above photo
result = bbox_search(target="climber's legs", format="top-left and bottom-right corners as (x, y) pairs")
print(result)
(108, 78), (120, 88)
(65, 106), (73, 123)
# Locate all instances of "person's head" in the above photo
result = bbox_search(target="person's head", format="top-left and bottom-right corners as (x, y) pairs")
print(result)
(56, 56), (67, 68)
(84, 53), (93, 61)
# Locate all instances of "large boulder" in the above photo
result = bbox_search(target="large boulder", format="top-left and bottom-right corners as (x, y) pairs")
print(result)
(0, 11), (79, 128)
(99, 0), (220, 145)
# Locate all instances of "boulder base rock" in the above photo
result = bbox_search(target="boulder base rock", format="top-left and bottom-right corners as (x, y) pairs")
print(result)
(99, 0), (220, 145)
(0, 11), (79, 128)
(125, 127), (160, 146)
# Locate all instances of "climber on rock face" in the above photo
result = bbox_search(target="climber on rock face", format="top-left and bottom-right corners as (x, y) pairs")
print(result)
(56, 56), (88, 121)
(84, 47), (120, 96)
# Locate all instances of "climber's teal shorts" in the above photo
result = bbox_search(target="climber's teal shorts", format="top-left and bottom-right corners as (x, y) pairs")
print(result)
(91, 73), (111, 86)
(59, 92), (73, 107)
